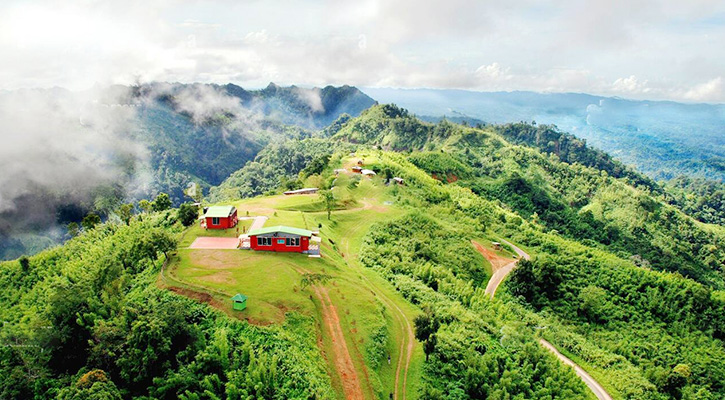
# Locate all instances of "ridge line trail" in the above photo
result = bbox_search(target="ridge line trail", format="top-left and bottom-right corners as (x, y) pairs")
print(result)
(296, 266), (365, 400)
(474, 238), (612, 400)
(337, 207), (415, 400)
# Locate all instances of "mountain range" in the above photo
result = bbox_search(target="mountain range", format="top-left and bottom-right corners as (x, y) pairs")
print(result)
(363, 88), (725, 181)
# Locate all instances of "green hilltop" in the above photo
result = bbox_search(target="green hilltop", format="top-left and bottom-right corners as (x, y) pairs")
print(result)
(1, 103), (724, 399)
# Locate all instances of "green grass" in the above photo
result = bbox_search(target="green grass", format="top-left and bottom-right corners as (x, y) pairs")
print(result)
(171, 248), (332, 324)
(167, 179), (424, 399)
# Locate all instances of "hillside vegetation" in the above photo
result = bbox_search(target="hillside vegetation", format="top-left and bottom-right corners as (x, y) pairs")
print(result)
(2, 102), (724, 399)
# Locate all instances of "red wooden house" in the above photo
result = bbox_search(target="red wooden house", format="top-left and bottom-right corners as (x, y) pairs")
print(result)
(245, 225), (320, 255)
(203, 205), (238, 230)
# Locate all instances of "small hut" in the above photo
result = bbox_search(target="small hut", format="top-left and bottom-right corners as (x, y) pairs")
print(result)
(231, 293), (248, 311)
(492, 242), (501, 250)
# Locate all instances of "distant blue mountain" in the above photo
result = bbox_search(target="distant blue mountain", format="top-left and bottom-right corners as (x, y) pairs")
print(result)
(363, 88), (725, 181)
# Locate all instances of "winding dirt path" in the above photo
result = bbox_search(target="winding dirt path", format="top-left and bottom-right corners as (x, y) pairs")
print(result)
(295, 266), (365, 400)
(472, 239), (530, 299)
(337, 209), (415, 400)
(539, 339), (613, 400)
(474, 238), (612, 400)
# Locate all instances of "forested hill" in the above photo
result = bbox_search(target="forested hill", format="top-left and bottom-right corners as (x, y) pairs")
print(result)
(3, 102), (725, 399)
(212, 104), (725, 288)
(0, 83), (374, 261)
(224, 83), (377, 129)
(363, 88), (725, 182)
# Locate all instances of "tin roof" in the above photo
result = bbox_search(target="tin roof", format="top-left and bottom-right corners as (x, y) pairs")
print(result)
(205, 205), (236, 218)
(248, 225), (314, 237)
(283, 187), (319, 194)
(231, 293), (247, 302)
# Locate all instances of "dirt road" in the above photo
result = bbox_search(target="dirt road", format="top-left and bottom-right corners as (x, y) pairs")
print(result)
(471, 239), (528, 299)
(539, 339), (613, 400)
(337, 208), (414, 400)
(475, 239), (612, 400)
(312, 283), (365, 399)
(294, 265), (366, 400)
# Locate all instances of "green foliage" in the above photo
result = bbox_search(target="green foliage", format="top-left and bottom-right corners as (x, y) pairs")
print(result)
(664, 176), (725, 225)
(151, 192), (172, 212)
(507, 243), (725, 398)
(0, 208), (333, 400)
(138, 199), (152, 213)
(210, 139), (353, 201)
(81, 213), (101, 231)
(117, 203), (134, 225)
(319, 189), (335, 220)
(177, 203), (199, 227)
(299, 272), (332, 288)
(67, 222), (80, 238)
(408, 151), (472, 182)
(360, 212), (590, 399)
(333, 104), (457, 150)
(57, 369), (122, 400)
(494, 122), (658, 192)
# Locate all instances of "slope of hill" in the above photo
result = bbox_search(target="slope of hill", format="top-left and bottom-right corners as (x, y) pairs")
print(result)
(331, 105), (725, 288)
(363, 88), (725, 182)
(0, 83), (374, 260)
(234, 83), (377, 129)
(3, 103), (725, 399)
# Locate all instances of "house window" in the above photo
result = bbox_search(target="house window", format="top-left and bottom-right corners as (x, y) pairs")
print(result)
(212, 217), (220, 225)
(285, 237), (300, 247)
(257, 237), (272, 246)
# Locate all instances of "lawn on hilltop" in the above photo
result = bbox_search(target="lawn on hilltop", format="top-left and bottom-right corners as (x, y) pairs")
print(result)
(162, 165), (441, 400)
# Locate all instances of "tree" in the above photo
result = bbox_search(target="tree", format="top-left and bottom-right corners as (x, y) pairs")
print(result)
(117, 203), (134, 225)
(177, 203), (198, 227)
(319, 190), (335, 220)
(57, 369), (122, 400)
(184, 182), (203, 204)
(414, 308), (440, 361)
(423, 334), (437, 361)
(578, 285), (610, 323)
(18, 256), (29, 273)
(67, 222), (80, 238)
(138, 199), (152, 214)
(151, 193), (172, 212)
(82, 213), (101, 231)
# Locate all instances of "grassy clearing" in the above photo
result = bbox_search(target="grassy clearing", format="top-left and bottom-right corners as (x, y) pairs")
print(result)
(166, 177), (424, 399)
(171, 249), (335, 324)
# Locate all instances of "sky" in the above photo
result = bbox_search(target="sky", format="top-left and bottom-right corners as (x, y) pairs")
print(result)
(0, 0), (724, 102)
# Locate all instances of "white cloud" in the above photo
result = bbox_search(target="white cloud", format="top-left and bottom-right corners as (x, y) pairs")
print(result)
(683, 77), (724, 102)
(612, 75), (651, 95)
(0, 0), (723, 102)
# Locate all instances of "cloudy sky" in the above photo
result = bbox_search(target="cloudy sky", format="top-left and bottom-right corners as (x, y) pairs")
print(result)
(1, 0), (723, 102)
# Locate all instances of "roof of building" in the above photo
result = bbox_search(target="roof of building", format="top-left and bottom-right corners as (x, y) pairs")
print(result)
(361, 169), (376, 175)
(231, 293), (248, 302)
(205, 205), (236, 218)
(283, 187), (319, 194)
(248, 225), (314, 237)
